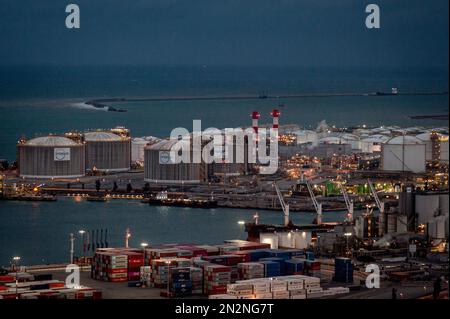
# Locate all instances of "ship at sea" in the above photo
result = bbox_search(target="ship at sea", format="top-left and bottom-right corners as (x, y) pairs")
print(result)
(142, 191), (218, 208)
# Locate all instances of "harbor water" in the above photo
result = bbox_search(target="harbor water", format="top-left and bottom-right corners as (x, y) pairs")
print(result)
(0, 197), (353, 266)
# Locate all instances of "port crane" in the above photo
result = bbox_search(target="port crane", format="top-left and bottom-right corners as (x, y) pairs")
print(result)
(305, 180), (322, 225)
(339, 183), (354, 222)
(367, 179), (385, 236)
(273, 182), (290, 226)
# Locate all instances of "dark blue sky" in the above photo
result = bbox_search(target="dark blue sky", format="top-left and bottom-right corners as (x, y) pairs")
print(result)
(0, 0), (448, 67)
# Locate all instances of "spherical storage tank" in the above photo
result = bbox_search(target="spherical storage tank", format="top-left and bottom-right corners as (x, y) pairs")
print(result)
(144, 139), (206, 184)
(84, 131), (131, 172)
(381, 136), (426, 173)
(18, 136), (85, 178)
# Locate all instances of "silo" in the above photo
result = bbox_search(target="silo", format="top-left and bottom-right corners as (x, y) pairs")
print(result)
(18, 136), (85, 179)
(144, 139), (207, 184)
(84, 131), (131, 172)
(381, 136), (426, 173)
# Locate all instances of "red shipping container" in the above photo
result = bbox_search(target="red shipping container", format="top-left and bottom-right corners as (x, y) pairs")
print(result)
(224, 251), (251, 262)
(224, 255), (245, 266)
(0, 286), (7, 291)
(93, 291), (102, 299)
(0, 293), (18, 299)
(49, 282), (65, 289)
(109, 277), (128, 282)
(0, 275), (15, 283)
(105, 268), (128, 274)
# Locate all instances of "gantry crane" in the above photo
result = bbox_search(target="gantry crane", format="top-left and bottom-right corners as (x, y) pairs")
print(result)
(273, 182), (290, 226)
(305, 180), (322, 225)
(367, 179), (385, 236)
(339, 183), (354, 222)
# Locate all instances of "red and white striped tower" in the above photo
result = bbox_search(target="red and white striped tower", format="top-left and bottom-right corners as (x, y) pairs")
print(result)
(270, 109), (280, 130)
(251, 111), (260, 134)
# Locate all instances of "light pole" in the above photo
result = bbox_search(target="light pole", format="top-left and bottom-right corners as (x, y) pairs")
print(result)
(166, 260), (171, 297)
(344, 232), (352, 257)
(78, 230), (86, 263)
(69, 233), (75, 264)
(12, 256), (21, 299)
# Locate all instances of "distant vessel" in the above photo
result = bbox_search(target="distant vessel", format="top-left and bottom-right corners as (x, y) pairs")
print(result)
(86, 195), (108, 202)
(143, 192), (218, 208)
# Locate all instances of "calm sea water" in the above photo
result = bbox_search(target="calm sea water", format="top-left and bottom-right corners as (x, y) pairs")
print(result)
(0, 198), (353, 266)
(0, 65), (448, 265)
(0, 65), (448, 161)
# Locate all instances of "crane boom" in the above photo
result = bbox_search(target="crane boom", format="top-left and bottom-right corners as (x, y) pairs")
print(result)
(305, 180), (322, 225)
(274, 182), (290, 226)
(368, 179), (386, 236)
(367, 179), (384, 213)
(339, 183), (354, 222)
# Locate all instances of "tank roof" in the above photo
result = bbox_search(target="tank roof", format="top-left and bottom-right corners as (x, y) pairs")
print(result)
(25, 136), (79, 146)
(386, 136), (423, 145)
(84, 131), (124, 141)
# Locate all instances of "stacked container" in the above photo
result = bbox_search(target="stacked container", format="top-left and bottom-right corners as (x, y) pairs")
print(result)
(91, 252), (128, 282)
(334, 257), (354, 283)
(259, 257), (286, 275)
(190, 267), (203, 295)
(285, 259), (304, 275)
(204, 264), (231, 295)
(169, 267), (192, 298)
(258, 261), (281, 277)
(237, 262), (264, 280)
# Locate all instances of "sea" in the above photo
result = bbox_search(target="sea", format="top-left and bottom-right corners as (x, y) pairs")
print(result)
(0, 65), (448, 265)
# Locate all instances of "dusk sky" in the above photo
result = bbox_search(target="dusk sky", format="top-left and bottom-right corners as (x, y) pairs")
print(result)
(0, 0), (448, 67)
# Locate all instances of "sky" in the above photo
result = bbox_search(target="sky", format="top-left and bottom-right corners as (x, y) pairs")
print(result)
(0, 0), (448, 67)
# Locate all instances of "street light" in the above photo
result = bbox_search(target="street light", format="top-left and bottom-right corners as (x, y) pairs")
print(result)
(78, 230), (86, 262)
(344, 232), (352, 257)
(12, 256), (21, 299)
(166, 260), (172, 297)
(125, 228), (131, 248)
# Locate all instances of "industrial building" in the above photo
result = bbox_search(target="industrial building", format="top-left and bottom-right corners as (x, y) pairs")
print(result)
(415, 192), (449, 239)
(17, 136), (85, 179)
(381, 136), (426, 173)
(416, 132), (449, 166)
(84, 131), (131, 172)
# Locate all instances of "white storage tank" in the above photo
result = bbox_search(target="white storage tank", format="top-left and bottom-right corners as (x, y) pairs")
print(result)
(295, 130), (318, 145)
(144, 139), (206, 184)
(84, 131), (131, 172)
(131, 136), (160, 164)
(381, 136), (426, 173)
(361, 135), (390, 153)
(18, 136), (85, 179)
(415, 194), (440, 224)
(278, 232), (295, 248)
(294, 231), (312, 249)
(260, 233), (279, 249)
